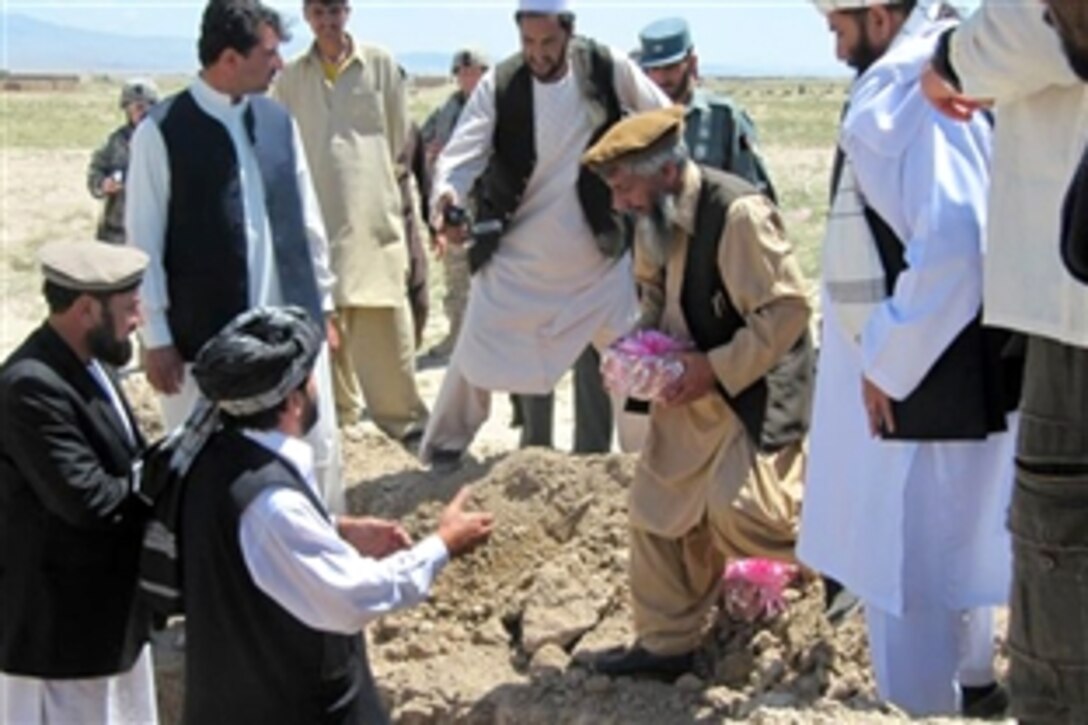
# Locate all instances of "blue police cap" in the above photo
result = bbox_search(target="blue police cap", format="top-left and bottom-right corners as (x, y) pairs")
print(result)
(638, 17), (693, 69)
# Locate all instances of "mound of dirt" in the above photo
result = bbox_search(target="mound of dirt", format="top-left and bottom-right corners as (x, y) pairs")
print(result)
(142, 412), (1001, 724)
(349, 445), (923, 724)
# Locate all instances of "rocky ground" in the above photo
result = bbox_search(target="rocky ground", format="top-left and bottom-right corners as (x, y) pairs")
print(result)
(7, 139), (1008, 725)
(130, 371), (1008, 723)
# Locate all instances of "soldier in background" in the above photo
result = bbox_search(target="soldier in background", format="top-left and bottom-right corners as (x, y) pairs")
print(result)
(420, 48), (489, 359)
(637, 18), (776, 200)
(86, 79), (159, 244)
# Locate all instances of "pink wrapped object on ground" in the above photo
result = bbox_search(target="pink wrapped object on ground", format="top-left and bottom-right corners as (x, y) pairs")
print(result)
(721, 558), (799, 623)
(601, 330), (692, 401)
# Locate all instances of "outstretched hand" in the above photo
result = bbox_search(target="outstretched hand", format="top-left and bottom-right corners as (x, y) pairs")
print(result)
(437, 486), (494, 558)
(338, 516), (413, 558)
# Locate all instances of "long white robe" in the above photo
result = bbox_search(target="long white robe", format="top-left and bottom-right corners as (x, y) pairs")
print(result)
(0, 646), (156, 725)
(798, 17), (1015, 619)
(419, 51), (667, 457)
(431, 55), (668, 393)
(126, 77), (344, 512)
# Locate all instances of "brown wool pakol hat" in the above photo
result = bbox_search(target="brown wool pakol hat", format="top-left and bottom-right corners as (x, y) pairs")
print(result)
(582, 105), (686, 171)
(38, 240), (149, 293)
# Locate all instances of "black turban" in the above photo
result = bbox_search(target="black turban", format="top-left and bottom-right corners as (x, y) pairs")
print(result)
(192, 306), (322, 416)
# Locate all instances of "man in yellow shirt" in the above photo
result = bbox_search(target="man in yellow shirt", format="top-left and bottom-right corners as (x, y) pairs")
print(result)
(274, 0), (429, 444)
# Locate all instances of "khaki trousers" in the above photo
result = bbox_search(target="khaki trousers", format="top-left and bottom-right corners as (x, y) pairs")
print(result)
(629, 441), (804, 655)
(332, 304), (429, 440)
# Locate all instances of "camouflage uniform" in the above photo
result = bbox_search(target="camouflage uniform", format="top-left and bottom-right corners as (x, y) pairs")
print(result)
(87, 79), (158, 245)
(420, 91), (471, 356)
(86, 124), (136, 244)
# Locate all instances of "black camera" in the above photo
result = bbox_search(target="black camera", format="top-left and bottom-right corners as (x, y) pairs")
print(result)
(443, 205), (469, 227)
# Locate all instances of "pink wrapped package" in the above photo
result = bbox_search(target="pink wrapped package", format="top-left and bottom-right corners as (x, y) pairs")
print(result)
(601, 330), (692, 401)
(721, 558), (798, 623)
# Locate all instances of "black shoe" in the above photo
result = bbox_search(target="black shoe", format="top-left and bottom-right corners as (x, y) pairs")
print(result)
(961, 683), (1009, 719)
(399, 430), (424, 455)
(591, 644), (693, 681)
(429, 448), (463, 473)
(823, 576), (862, 626)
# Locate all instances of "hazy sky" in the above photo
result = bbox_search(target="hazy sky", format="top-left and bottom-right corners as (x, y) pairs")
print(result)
(5, 0), (983, 76)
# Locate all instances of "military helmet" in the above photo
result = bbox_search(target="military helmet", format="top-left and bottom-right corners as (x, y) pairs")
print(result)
(451, 48), (490, 74)
(119, 78), (160, 109)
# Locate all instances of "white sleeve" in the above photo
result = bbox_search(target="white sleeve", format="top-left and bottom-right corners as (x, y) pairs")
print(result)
(611, 52), (671, 113)
(291, 120), (335, 313)
(125, 119), (174, 348)
(430, 69), (496, 216)
(239, 487), (449, 635)
(853, 116), (990, 400)
(951, 0), (1080, 104)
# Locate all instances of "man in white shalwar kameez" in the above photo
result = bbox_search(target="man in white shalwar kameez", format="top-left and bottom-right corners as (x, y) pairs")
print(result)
(799, 0), (1017, 717)
(419, 0), (669, 462)
(127, 0), (344, 511)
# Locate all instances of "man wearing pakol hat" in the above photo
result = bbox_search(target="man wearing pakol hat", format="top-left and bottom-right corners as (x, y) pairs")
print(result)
(274, 0), (431, 445)
(126, 0), (345, 510)
(582, 106), (813, 679)
(0, 242), (156, 723)
(797, 0), (1019, 716)
(87, 78), (159, 244)
(177, 307), (492, 723)
(637, 17), (776, 200)
(922, 0), (1088, 719)
(420, 47), (490, 359)
(422, 0), (670, 463)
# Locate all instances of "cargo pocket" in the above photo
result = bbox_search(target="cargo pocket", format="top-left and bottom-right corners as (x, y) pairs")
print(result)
(1007, 471), (1088, 722)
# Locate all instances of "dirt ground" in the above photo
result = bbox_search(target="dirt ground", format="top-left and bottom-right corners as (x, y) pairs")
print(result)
(5, 144), (1011, 725)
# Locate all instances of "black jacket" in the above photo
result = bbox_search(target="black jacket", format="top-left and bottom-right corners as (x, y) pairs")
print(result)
(0, 323), (149, 678)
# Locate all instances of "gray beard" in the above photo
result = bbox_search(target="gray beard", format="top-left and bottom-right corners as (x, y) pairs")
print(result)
(635, 193), (678, 268)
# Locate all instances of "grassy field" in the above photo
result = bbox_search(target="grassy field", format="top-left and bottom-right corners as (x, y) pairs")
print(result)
(0, 75), (843, 354)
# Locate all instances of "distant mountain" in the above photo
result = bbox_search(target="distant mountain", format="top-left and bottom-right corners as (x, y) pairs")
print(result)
(0, 13), (461, 77)
(2, 13), (196, 73)
(0, 12), (843, 79)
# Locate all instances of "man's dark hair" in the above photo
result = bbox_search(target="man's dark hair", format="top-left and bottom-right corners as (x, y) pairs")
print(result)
(198, 0), (288, 68)
(1046, 0), (1088, 81)
(42, 281), (127, 315)
(514, 10), (575, 34)
(43, 280), (82, 314)
(895, 0), (918, 16)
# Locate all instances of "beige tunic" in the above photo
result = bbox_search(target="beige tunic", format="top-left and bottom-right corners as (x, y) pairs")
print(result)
(629, 164), (811, 538)
(274, 40), (409, 308)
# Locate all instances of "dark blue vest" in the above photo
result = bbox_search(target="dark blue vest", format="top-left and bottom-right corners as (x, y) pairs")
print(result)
(149, 90), (324, 360)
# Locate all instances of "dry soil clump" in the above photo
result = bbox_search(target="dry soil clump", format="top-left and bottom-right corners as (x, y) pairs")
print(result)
(352, 445), (943, 724)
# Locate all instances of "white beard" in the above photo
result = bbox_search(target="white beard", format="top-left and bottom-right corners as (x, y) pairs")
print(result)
(635, 193), (679, 268)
